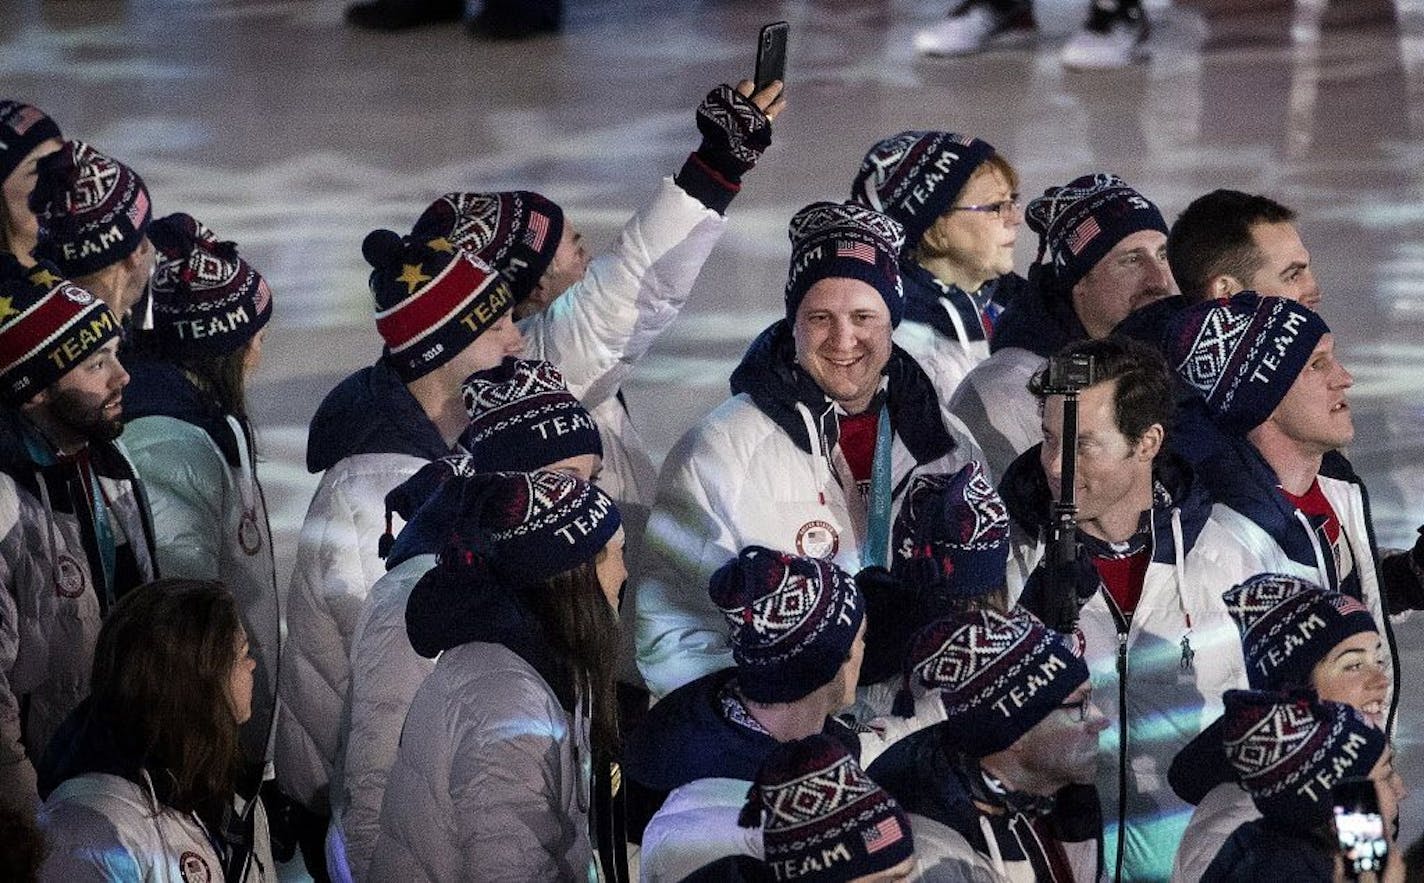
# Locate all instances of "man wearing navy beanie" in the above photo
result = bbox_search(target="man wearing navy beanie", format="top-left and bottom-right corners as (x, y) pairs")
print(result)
(631, 200), (984, 700)
(1166, 292), (1424, 742)
(949, 172), (1173, 479)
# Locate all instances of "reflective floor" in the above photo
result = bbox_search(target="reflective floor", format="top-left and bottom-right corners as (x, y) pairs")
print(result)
(5, 0), (1423, 860)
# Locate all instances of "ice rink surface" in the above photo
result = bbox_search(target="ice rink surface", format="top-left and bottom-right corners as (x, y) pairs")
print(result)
(4, 0), (1423, 864)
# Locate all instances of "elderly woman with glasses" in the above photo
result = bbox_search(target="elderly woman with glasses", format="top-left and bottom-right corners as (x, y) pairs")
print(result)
(849, 131), (1029, 409)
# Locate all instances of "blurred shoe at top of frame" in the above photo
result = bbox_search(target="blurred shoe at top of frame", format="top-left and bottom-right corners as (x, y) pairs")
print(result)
(466, 2), (561, 41)
(344, 0), (463, 31)
(912, 0), (1037, 57)
(912, 0), (1150, 70)
(1061, 0), (1151, 70)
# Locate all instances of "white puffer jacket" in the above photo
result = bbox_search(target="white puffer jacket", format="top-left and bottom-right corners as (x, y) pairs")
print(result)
(277, 176), (726, 812)
(0, 426), (156, 811)
(370, 641), (597, 883)
(1187, 478), (1393, 701)
(946, 346), (1045, 482)
(328, 552), (436, 883)
(1171, 782), (1260, 883)
(632, 359), (982, 699)
(122, 412), (279, 760)
(1002, 451), (1244, 883)
(277, 450), (425, 811)
(37, 771), (275, 883)
(521, 176), (726, 533)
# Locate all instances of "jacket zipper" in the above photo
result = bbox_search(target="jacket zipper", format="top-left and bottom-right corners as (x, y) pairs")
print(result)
(1103, 592), (1130, 883)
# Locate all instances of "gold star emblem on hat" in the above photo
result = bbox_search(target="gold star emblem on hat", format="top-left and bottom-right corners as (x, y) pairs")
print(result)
(0, 296), (17, 323)
(427, 237), (455, 254)
(396, 263), (432, 294)
(29, 267), (62, 288)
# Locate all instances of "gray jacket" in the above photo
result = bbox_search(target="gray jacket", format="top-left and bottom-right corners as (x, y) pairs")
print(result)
(370, 641), (596, 882)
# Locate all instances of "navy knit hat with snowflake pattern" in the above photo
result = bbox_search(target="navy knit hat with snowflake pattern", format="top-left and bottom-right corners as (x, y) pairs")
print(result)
(1164, 291), (1329, 435)
(459, 357), (601, 471)
(903, 607), (1088, 755)
(0, 100), (62, 186)
(1223, 573), (1378, 691)
(412, 190), (563, 305)
(30, 140), (152, 278)
(738, 734), (915, 881)
(850, 130), (997, 248)
(1025, 173), (1166, 296)
(146, 213), (273, 356)
(786, 201), (906, 327)
(709, 545), (864, 704)
(891, 462), (1011, 608)
(1222, 689), (1386, 834)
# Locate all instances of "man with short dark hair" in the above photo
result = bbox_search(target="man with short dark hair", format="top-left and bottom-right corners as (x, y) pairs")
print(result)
(1005, 335), (1241, 882)
(1166, 189), (1320, 308)
(0, 259), (158, 811)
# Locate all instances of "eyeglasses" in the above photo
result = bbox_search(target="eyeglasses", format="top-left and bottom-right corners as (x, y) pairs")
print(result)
(947, 195), (1022, 219)
(1058, 686), (1094, 723)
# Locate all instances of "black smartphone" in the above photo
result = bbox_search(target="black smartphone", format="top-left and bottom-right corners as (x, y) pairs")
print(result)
(1333, 777), (1389, 877)
(754, 21), (789, 94)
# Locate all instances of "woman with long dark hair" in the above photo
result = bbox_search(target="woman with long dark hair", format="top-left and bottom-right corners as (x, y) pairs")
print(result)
(370, 469), (623, 882)
(36, 578), (273, 881)
(119, 213), (280, 769)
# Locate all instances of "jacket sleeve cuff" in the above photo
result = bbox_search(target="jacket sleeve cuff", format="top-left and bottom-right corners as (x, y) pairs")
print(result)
(674, 153), (739, 215)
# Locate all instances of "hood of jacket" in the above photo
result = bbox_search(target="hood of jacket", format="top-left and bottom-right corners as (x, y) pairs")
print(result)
(37, 698), (141, 801)
(305, 356), (449, 474)
(121, 355), (243, 467)
(867, 731), (989, 849)
(900, 262), (1031, 345)
(380, 458), (470, 569)
(403, 551), (576, 712)
(987, 269), (1087, 358)
(999, 444), (1213, 563)
(728, 319), (956, 464)
(621, 669), (859, 792)
(1168, 716), (1236, 806)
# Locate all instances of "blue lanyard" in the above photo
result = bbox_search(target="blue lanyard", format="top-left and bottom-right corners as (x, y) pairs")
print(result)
(24, 431), (116, 604)
(860, 405), (893, 570)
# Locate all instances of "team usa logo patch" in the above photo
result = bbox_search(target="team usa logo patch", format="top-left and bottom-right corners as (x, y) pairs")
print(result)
(54, 553), (87, 598)
(795, 520), (839, 560)
(178, 850), (213, 883)
(238, 509), (263, 556)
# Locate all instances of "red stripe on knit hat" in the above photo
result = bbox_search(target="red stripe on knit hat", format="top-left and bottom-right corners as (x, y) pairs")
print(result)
(0, 285), (106, 375)
(374, 253), (495, 352)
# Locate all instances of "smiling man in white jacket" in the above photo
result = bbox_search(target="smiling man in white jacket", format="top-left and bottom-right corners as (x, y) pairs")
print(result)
(633, 201), (983, 700)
